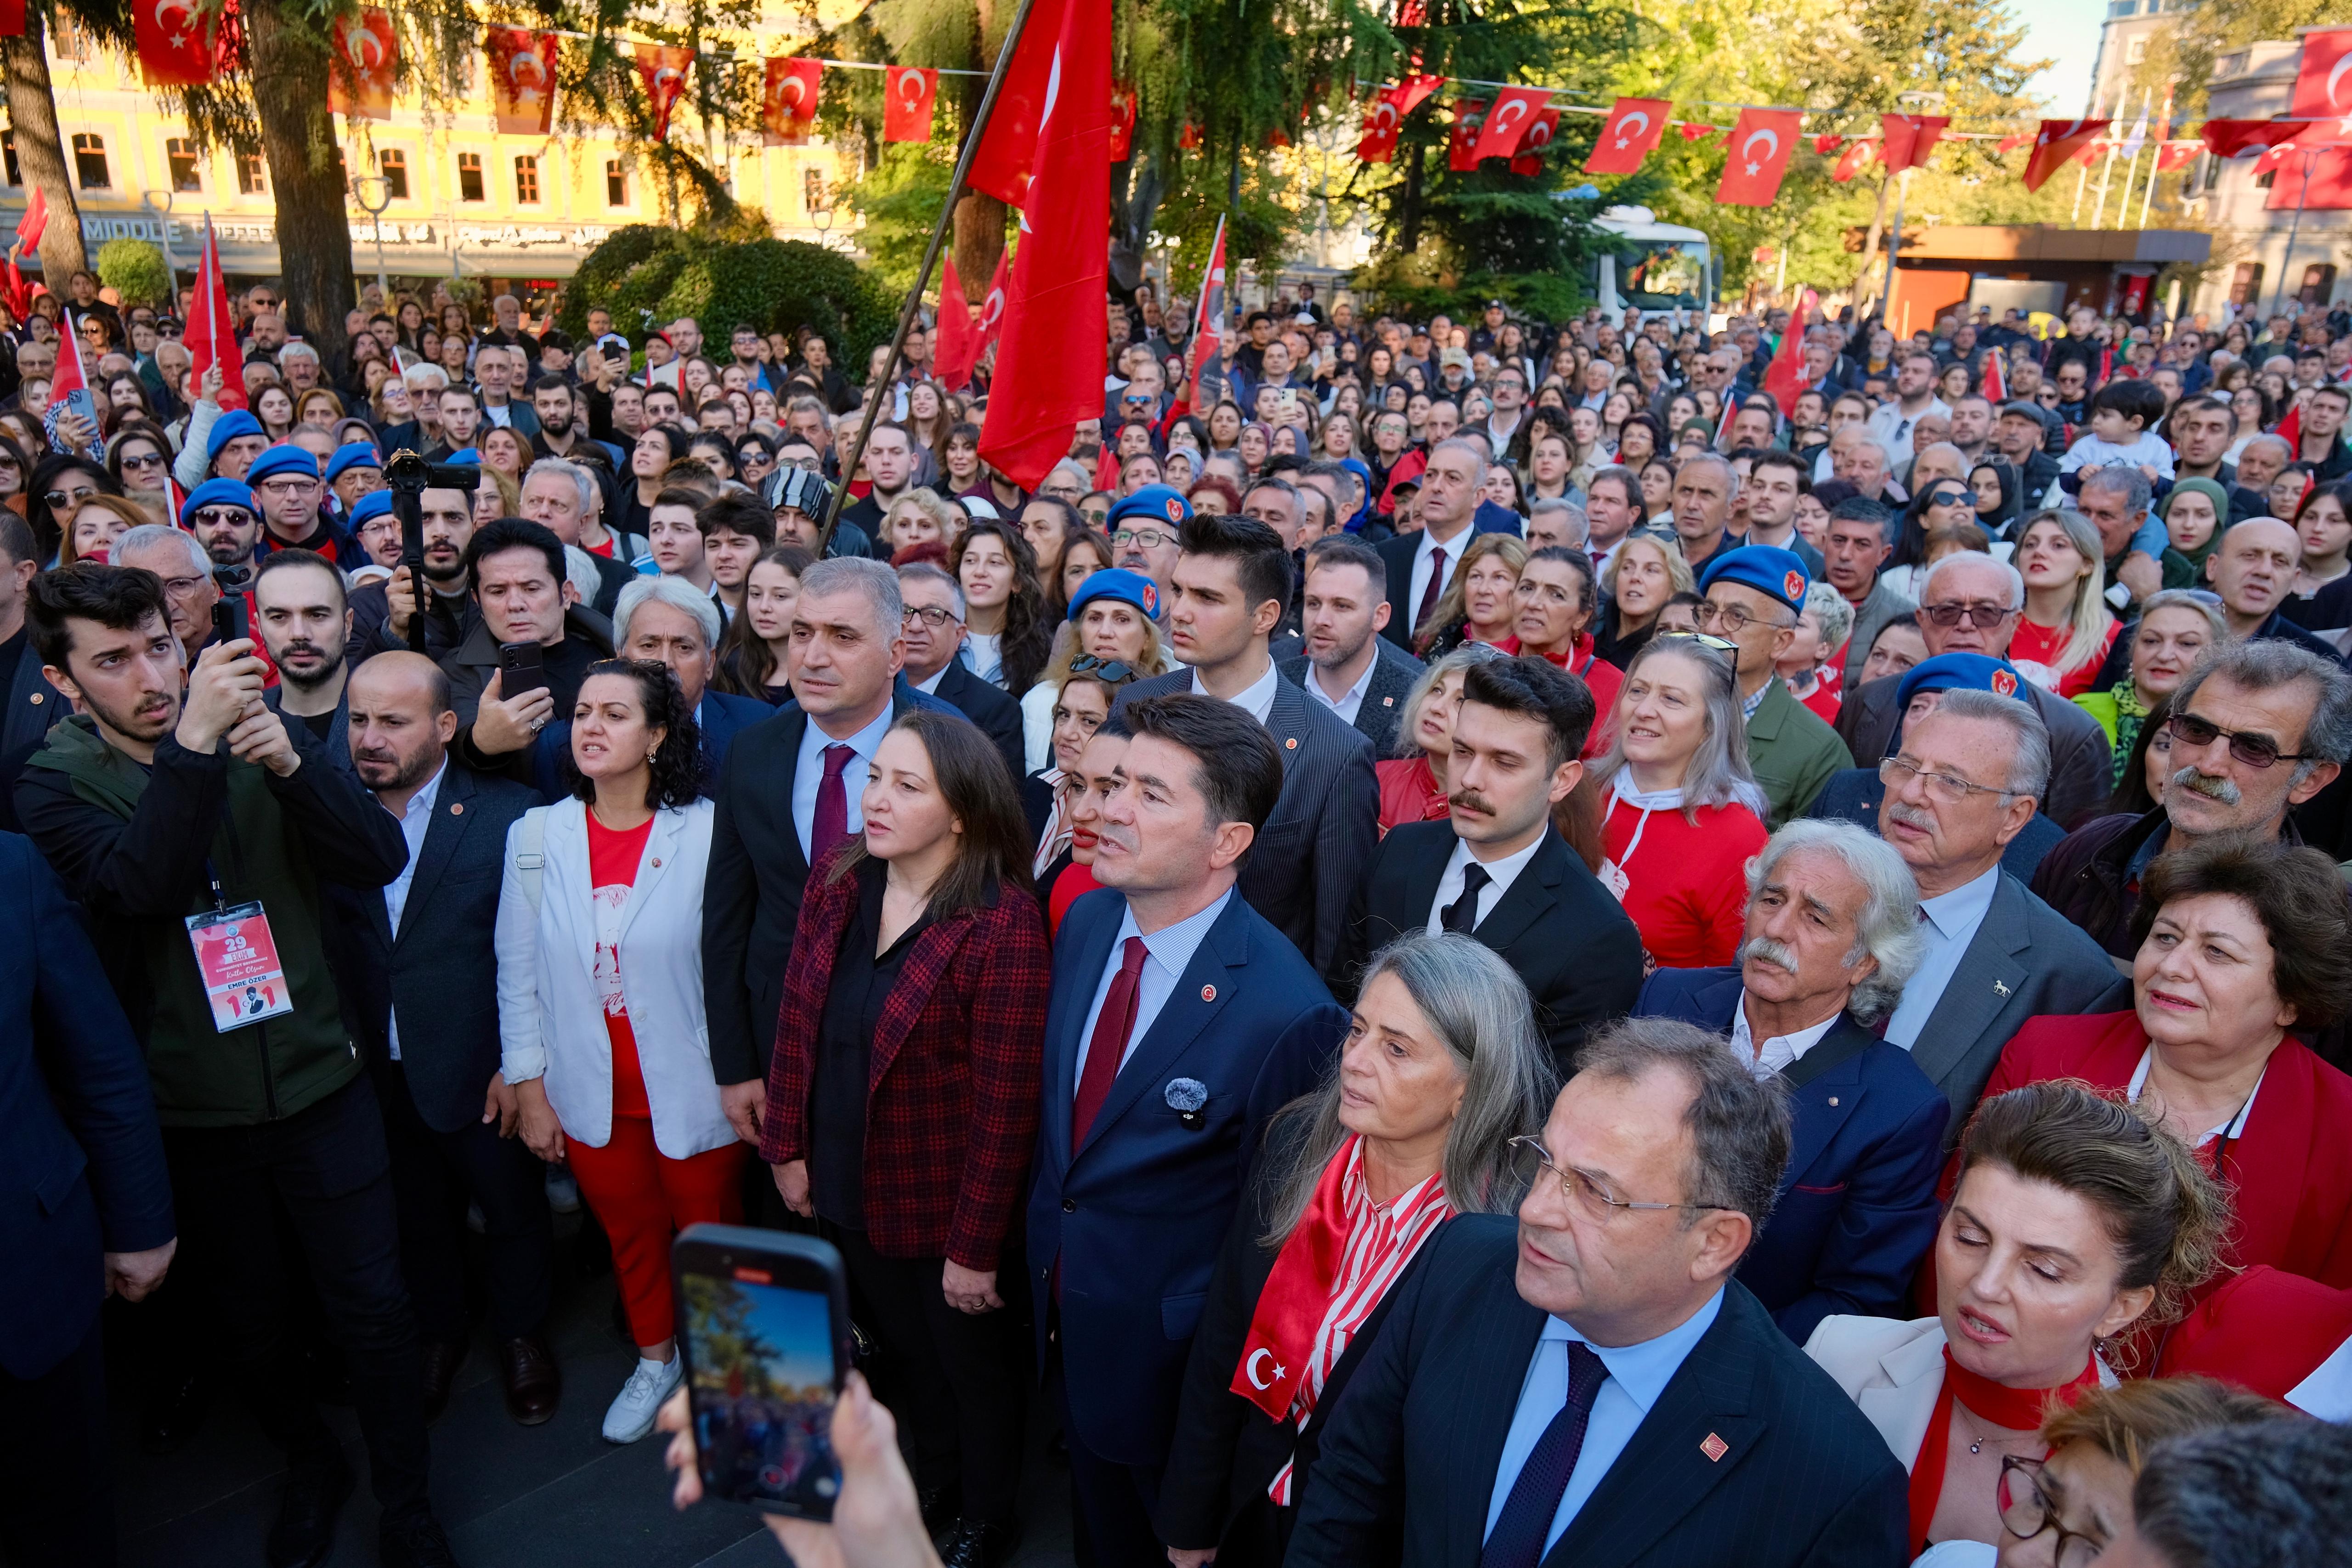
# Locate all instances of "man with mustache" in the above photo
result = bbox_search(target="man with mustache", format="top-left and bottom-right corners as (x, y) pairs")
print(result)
(2032, 640), (2352, 957)
(1633, 820), (1947, 1338)
(1344, 656), (1642, 1076)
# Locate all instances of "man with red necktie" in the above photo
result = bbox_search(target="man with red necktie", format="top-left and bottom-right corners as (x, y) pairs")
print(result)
(1028, 694), (1348, 1567)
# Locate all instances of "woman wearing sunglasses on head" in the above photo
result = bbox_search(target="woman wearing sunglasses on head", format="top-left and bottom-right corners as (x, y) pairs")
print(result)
(1016, 566), (1167, 772)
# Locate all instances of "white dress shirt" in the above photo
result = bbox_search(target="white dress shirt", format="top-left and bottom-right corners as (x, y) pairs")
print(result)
(1304, 653), (1375, 726)
(1485, 1290), (1724, 1555)
(1074, 888), (1235, 1086)
(1866, 397), (1950, 469)
(380, 759), (448, 1061)
(1729, 993), (1841, 1080)
(791, 701), (895, 860)
(913, 662), (952, 695)
(1424, 833), (1545, 936)
(1191, 657), (1281, 726)
(1409, 522), (1472, 626)
(1882, 864), (2000, 1050)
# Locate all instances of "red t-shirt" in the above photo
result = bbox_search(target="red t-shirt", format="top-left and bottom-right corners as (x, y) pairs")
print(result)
(2007, 617), (2119, 699)
(586, 812), (657, 1118)
(1600, 794), (1769, 968)
(582, 533), (617, 559)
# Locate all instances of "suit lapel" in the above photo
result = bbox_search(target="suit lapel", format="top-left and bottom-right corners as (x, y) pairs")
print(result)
(775, 707), (814, 881)
(616, 808), (683, 943)
(1074, 900), (1248, 1160)
(1448, 1295), (1552, 1566)
(1781, 1018), (1874, 1180)
(1266, 676), (1309, 777)
(1781, 1013), (1876, 1091)
(1909, 875), (2030, 1096)
(867, 911), (974, 1090)
(1470, 833), (1566, 952)
(1047, 902), (1122, 1173)
(394, 765), (475, 944)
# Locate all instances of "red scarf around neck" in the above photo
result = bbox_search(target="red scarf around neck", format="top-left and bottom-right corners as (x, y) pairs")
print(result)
(1907, 1344), (2099, 1550)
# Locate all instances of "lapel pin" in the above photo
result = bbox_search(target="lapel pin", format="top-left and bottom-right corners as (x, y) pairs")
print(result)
(1993, 979), (2011, 996)
(1285, 736), (1299, 750)
(652, 858), (663, 869)
(1827, 1096), (1839, 1107)
(449, 802), (464, 815)
(1382, 696), (1395, 707)
(1201, 984), (1216, 1002)
(1701, 1432), (1730, 1463)
(28, 691), (40, 704)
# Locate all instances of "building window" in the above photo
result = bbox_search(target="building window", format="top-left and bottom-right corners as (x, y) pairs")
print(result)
(237, 153), (266, 194)
(51, 16), (95, 61)
(457, 151), (484, 202)
(166, 136), (201, 192)
(71, 133), (108, 190)
(377, 147), (407, 200)
(605, 158), (628, 206)
(2126, 37), (2148, 64)
(2, 132), (19, 188)
(2256, 169), (2275, 190)
(803, 168), (827, 212)
(513, 154), (539, 204)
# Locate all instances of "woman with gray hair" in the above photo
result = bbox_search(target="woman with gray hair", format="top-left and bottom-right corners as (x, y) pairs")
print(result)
(1376, 643), (1507, 832)
(1590, 634), (1770, 967)
(1158, 932), (1558, 1567)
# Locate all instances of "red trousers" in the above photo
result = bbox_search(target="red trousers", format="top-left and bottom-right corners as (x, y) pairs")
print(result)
(566, 1115), (746, 1347)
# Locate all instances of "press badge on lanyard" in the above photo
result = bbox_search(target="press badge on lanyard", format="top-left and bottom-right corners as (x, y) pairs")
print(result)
(186, 855), (293, 1032)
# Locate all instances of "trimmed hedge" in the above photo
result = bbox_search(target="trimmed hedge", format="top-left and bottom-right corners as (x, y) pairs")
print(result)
(559, 227), (897, 368)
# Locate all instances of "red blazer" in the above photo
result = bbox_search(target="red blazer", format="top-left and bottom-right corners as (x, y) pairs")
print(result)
(2155, 1266), (2352, 1402)
(1971, 1011), (2352, 1289)
(762, 853), (1050, 1271)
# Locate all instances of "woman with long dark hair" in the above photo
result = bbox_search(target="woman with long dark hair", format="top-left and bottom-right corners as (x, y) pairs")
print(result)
(951, 519), (1053, 694)
(764, 709), (1047, 1566)
(25, 453), (119, 562)
(712, 542), (814, 703)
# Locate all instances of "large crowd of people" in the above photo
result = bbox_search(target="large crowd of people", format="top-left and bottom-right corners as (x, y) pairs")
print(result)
(6, 268), (2352, 1568)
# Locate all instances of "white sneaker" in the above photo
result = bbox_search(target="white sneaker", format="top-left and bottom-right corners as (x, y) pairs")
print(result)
(602, 1355), (683, 1444)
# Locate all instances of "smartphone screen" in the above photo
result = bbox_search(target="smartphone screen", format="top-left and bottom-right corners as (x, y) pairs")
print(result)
(677, 1228), (845, 1518)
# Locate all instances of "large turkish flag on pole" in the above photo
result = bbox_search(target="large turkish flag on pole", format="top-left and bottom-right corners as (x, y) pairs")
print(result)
(977, 0), (1111, 489)
(2024, 119), (2109, 191)
(1583, 96), (1669, 175)
(1715, 108), (1802, 206)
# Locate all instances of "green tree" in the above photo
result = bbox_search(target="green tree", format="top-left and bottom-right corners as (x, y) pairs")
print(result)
(2136, 0), (2338, 116)
(1, 8), (88, 285)
(96, 237), (170, 305)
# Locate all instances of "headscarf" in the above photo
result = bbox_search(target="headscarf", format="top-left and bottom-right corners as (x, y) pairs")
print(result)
(2158, 475), (2232, 570)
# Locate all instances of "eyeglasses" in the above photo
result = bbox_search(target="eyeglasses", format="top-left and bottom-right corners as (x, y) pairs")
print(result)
(1111, 526), (1172, 549)
(158, 574), (207, 597)
(1920, 601), (2018, 629)
(1692, 600), (1794, 637)
(257, 478), (318, 498)
(1879, 755), (2014, 805)
(2166, 711), (2313, 770)
(1068, 655), (1135, 681)
(903, 605), (962, 628)
(1651, 630), (1740, 655)
(1996, 1458), (2106, 1568)
(1507, 1136), (1734, 1221)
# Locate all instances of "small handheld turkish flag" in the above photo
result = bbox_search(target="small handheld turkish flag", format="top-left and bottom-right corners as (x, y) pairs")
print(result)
(1761, 290), (1816, 420)
(1716, 108), (1802, 206)
(2024, 119), (2110, 192)
(933, 254), (978, 391)
(1470, 86), (1553, 163)
(1581, 98), (1666, 175)
(189, 216), (248, 414)
(884, 66), (939, 143)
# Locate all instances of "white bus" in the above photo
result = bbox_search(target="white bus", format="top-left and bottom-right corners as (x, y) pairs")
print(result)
(1586, 205), (1719, 327)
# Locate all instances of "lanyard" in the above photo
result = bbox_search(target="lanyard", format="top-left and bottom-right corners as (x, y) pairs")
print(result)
(204, 857), (227, 915)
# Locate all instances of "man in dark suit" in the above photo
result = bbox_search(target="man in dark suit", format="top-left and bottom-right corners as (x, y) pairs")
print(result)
(1634, 820), (1948, 1340)
(1378, 439), (1487, 651)
(897, 561), (1029, 784)
(0, 831), (175, 1564)
(338, 653), (558, 1426)
(1115, 513), (1377, 982)
(1289, 1018), (1909, 1568)
(1280, 535), (1424, 759)
(1029, 693), (1349, 1568)
(0, 514), (60, 826)
(1349, 657), (1642, 1073)
(703, 557), (958, 1146)
(1871, 688), (2127, 1128)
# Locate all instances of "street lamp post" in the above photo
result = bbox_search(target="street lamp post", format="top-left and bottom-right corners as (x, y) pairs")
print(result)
(141, 189), (176, 290)
(350, 174), (392, 299)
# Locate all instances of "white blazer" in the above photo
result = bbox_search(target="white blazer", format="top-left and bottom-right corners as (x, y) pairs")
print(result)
(1805, 1314), (2122, 1473)
(494, 797), (734, 1160)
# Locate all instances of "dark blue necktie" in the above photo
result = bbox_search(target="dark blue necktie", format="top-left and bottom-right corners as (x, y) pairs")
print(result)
(1481, 1341), (1610, 1568)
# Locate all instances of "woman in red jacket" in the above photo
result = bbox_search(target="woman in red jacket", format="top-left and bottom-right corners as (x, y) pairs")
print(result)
(762, 708), (1049, 1565)
(1493, 546), (1623, 755)
(1973, 834), (2352, 1295)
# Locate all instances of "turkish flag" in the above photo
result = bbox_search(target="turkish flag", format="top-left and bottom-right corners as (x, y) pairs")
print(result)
(1188, 218), (1225, 409)
(1997, 131), (2034, 154)
(973, 248), (1012, 371)
(2023, 119), (2109, 191)
(1881, 113), (1948, 174)
(13, 184), (46, 255)
(1716, 107), (1802, 206)
(45, 290), (93, 435)
(1396, 74), (1444, 115)
(188, 216), (248, 413)
(1813, 135), (1843, 153)
(1470, 86), (1552, 162)
(2291, 27), (2352, 120)
(138, 0), (225, 86)
(1761, 289), (1816, 419)
(2255, 139), (2303, 174)
(1680, 123), (1719, 142)
(327, 9), (396, 120)
(762, 57), (821, 145)
(1583, 96), (1668, 175)
(486, 29), (558, 136)
(1447, 100), (1486, 172)
(885, 66), (938, 143)
(634, 45), (692, 142)
(967, 0), (1075, 208)
(1357, 95), (1401, 164)
(1832, 140), (1878, 181)
(2156, 141), (2200, 172)
(1109, 83), (1137, 161)
(2268, 148), (2352, 210)
(0, 0), (22, 38)
(1979, 345), (2007, 404)
(2200, 117), (2301, 159)
(975, 0), (1110, 489)
(933, 254), (978, 391)
(1510, 106), (1561, 174)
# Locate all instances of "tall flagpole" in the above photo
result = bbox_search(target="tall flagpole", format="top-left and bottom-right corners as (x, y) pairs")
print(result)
(2072, 89), (2103, 226)
(2117, 88), (2152, 232)
(816, 0), (1044, 557)
(2138, 84), (2173, 230)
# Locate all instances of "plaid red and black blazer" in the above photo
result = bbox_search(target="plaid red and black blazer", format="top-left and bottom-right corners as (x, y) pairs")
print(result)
(761, 848), (1049, 1271)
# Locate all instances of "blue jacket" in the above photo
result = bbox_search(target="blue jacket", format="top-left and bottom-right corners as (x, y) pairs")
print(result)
(0, 832), (174, 1378)
(1027, 887), (1347, 1470)
(1635, 966), (1948, 1342)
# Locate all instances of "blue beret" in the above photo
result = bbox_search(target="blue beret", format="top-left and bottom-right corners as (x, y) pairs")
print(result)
(324, 442), (382, 483)
(1105, 484), (1192, 532)
(1894, 653), (2029, 713)
(243, 443), (321, 487)
(1698, 544), (1810, 614)
(348, 490), (395, 527)
(181, 477), (256, 525)
(441, 447), (482, 467)
(204, 409), (264, 462)
(1066, 567), (1160, 624)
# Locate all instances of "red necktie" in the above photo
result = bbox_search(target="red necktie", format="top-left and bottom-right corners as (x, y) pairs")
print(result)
(1072, 937), (1147, 1149)
(810, 743), (854, 864)
(1417, 545), (1448, 628)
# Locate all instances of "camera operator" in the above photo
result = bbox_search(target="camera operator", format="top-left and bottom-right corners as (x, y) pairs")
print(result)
(346, 482), (478, 665)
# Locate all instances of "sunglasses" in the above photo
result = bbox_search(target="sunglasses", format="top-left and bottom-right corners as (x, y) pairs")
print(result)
(2166, 712), (2313, 770)
(1920, 602), (2016, 629)
(1068, 655), (1136, 681)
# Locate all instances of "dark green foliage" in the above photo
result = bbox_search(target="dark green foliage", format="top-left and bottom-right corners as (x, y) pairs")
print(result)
(558, 226), (899, 368)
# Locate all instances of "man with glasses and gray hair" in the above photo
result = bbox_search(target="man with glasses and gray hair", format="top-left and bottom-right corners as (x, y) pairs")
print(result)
(114, 524), (223, 666)
(2033, 639), (2352, 957)
(1635, 820), (1947, 1338)
(1290, 1013), (1908, 1568)
(1836, 551), (2114, 827)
